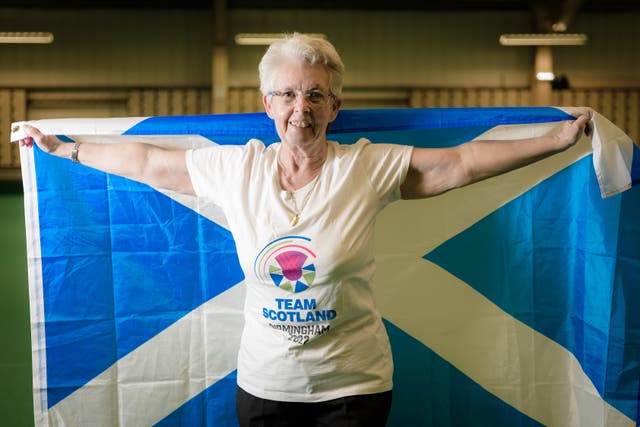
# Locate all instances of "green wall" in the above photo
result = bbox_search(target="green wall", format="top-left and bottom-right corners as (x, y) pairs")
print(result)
(0, 182), (34, 426)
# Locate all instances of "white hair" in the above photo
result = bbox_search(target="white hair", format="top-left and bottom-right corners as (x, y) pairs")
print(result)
(258, 33), (345, 99)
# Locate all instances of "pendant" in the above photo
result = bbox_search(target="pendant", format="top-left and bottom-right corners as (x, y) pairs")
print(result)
(290, 213), (299, 227)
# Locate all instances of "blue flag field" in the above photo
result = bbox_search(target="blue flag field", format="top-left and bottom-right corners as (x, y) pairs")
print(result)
(11, 107), (640, 426)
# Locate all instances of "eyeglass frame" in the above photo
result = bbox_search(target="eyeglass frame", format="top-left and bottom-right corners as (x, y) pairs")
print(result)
(268, 89), (337, 106)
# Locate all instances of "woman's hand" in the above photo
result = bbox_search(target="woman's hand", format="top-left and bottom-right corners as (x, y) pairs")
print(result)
(18, 124), (65, 155)
(553, 108), (593, 151)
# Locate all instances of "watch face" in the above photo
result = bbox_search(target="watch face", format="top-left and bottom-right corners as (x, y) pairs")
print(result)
(71, 142), (80, 162)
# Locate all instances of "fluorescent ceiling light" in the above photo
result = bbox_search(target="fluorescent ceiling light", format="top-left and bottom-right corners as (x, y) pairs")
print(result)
(235, 33), (327, 45)
(499, 33), (587, 46)
(0, 31), (54, 44)
(536, 72), (555, 81)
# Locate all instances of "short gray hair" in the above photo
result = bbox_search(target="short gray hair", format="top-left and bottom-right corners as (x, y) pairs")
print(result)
(258, 33), (345, 99)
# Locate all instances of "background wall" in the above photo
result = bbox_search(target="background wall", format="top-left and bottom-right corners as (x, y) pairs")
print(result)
(0, 183), (31, 427)
(2, 8), (639, 89)
(1, 6), (639, 426)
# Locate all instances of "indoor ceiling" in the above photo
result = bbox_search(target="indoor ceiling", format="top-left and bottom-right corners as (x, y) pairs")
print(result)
(2, 0), (640, 12)
(3, 0), (638, 34)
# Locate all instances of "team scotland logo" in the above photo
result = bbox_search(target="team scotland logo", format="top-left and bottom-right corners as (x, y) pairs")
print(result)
(254, 236), (317, 293)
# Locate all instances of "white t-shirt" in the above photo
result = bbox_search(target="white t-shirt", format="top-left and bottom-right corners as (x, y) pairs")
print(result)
(186, 138), (413, 402)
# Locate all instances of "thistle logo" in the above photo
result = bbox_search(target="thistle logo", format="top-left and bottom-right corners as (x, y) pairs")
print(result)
(254, 236), (317, 293)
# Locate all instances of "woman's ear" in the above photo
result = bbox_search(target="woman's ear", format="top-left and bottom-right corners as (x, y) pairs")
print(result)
(329, 98), (342, 122)
(263, 94), (274, 119)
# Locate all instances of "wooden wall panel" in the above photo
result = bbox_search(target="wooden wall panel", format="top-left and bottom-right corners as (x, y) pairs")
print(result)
(409, 88), (530, 108)
(127, 89), (210, 117)
(627, 91), (639, 144)
(0, 89), (27, 171)
(228, 88), (263, 113)
(0, 90), (12, 168)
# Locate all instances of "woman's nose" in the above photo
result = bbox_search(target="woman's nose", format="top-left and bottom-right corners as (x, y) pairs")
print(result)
(293, 93), (312, 111)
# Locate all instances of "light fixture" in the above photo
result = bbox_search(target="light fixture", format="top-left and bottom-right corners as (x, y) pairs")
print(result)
(0, 31), (54, 44)
(551, 22), (567, 32)
(499, 33), (587, 46)
(536, 72), (555, 81)
(234, 33), (327, 46)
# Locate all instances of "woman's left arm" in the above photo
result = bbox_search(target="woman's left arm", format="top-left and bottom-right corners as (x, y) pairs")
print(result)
(400, 111), (592, 199)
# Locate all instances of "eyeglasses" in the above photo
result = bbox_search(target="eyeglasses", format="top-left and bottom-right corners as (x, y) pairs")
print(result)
(268, 89), (336, 106)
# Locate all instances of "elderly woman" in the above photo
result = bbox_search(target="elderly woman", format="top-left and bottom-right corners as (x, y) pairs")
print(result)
(20, 33), (590, 427)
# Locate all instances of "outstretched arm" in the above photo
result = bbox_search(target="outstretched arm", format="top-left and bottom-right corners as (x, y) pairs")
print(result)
(19, 125), (195, 195)
(400, 112), (592, 199)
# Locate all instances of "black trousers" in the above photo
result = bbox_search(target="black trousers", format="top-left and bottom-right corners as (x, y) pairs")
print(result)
(236, 386), (393, 427)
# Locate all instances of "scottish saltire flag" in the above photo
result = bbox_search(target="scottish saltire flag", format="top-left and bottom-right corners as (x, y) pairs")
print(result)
(11, 107), (640, 427)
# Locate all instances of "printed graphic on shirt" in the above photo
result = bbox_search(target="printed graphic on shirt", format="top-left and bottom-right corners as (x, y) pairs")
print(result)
(262, 297), (336, 345)
(255, 236), (338, 345)
(268, 321), (331, 345)
(254, 236), (317, 293)
(262, 298), (337, 323)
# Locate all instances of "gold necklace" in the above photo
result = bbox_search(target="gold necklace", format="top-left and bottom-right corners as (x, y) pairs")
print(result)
(287, 176), (320, 226)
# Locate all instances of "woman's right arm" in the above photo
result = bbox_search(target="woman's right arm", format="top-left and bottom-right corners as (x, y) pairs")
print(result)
(19, 124), (195, 195)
